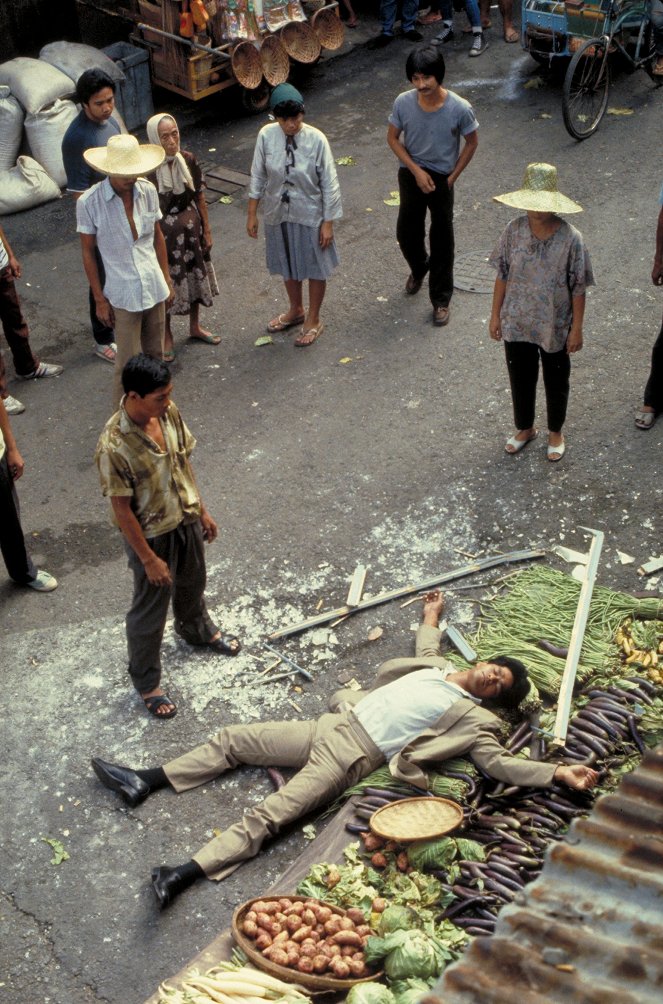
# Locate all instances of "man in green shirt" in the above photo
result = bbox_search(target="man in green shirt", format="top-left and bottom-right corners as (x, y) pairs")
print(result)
(95, 354), (241, 719)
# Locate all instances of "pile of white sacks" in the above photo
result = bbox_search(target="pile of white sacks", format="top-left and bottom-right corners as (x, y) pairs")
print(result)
(0, 42), (128, 215)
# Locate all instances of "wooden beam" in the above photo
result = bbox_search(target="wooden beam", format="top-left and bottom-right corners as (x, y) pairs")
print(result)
(552, 528), (605, 747)
(346, 564), (367, 607)
(267, 548), (546, 640)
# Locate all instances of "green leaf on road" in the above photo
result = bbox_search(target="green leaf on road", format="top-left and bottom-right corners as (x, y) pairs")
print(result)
(42, 836), (70, 865)
(336, 156), (356, 166)
(254, 335), (274, 347)
(218, 195), (234, 204)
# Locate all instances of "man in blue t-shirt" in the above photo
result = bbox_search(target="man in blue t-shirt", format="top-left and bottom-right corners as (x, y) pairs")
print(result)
(387, 46), (478, 328)
(62, 69), (121, 364)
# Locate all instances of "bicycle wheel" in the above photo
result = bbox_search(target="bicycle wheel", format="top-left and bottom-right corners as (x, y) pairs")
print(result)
(562, 38), (611, 140)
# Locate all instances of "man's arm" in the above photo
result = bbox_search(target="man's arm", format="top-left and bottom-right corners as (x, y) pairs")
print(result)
(153, 222), (174, 308)
(470, 723), (598, 791)
(0, 224), (21, 279)
(448, 129), (478, 188)
(110, 496), (172, 587)
(387, 124), (435, 194)
(80, 233), (114, 329)
(0, 397), (25, 481)
(653, 205), (663, 286)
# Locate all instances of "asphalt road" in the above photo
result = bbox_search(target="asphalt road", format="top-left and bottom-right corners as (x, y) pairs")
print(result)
(1, 12), (662, 1003)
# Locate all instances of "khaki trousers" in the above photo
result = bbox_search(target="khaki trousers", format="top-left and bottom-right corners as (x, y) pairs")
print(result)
(164, 712), (384, 881)
(112, 301), (165, 409)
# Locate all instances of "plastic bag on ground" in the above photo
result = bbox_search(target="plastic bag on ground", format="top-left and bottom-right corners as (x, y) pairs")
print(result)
(0, 57), (74, 114)
(0, 156), (61, 215)
(25, 99), (78, 188)
(39, 42), (125, 86)
(0, 85), (24, 172)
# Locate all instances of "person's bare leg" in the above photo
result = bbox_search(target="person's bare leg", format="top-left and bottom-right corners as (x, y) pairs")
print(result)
(164, 314), (174, 356)
(479, 0), (492, 28)
(499, 0), (518, 39)
(189, 302), (218, 341)
(269, 279), (305, 330)
(297, 279), (326, 345)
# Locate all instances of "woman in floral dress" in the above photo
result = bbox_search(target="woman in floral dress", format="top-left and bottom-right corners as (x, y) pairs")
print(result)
(146, 113), (219, 361)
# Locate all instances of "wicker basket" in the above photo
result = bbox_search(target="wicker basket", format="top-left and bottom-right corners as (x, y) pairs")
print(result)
(370, 797), (464, 842)
(311, 8), (345, 50)
(232, 896), (382, 990)
(279, 21), (321, 63)
(260, 34), (290, 86)
(231, 41), (263, 89)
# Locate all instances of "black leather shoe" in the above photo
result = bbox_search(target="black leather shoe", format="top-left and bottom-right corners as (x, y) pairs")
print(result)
(151, 866), (190, 910)
(91, 756), (149, 808)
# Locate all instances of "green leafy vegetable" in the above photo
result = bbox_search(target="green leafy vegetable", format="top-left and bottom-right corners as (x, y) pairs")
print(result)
(346, 982), (395, 1004)
(364, 930), (448, 981)
(378, 905), (421, 936)
(41, 836), (69, 865)
(390, 978), (434, 1004)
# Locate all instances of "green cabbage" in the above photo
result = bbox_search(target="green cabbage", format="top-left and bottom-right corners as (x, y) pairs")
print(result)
(378, 906), (421, 936)
(346, 982), (395, 1004)
(390, 978), (434, 1004)
(364, 930), (447, 982)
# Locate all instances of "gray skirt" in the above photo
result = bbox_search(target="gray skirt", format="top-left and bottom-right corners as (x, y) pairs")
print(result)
(265, 221), (339, 282)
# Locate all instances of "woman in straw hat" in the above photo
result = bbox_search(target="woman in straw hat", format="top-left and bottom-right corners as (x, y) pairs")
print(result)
(146, 114), (219, 363)
(488, 163), (594, 462)
(247, 83), (342, 347)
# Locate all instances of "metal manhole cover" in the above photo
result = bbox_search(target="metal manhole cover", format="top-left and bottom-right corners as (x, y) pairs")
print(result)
(454, 249), (494, 293)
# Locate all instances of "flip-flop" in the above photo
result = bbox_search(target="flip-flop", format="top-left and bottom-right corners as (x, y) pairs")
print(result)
(143, 693), (177, 719)
(505, 429), (538, 454)
(267, 313), (305, 333)
(295, 323), (324, 347)
(163, 349), (176, 363)
(207, 632), (242, 656)
(547, 440), (566, 462)
(190, 333), (221, 345)
(635, 409), (656, 430)
(504, 28), (519, 42)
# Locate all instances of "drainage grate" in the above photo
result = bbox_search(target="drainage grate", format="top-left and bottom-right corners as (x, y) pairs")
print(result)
(454, 249), (495, 293)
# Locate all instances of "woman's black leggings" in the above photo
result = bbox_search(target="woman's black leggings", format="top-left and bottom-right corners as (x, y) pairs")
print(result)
(504, 340), (571, 433)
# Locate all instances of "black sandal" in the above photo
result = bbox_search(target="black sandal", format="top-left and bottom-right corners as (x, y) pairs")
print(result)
(143, 693), (177, 719)
(207, 633), (242, 657)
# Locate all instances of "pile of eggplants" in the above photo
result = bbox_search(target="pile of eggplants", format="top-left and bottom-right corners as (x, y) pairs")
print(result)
(344, 676), (655, 936)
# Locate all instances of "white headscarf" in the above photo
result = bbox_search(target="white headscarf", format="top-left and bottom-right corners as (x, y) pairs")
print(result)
(146, 113), (195, 195)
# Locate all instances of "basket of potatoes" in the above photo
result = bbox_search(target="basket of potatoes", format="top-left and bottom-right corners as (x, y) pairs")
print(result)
(232, 895), (382, 990)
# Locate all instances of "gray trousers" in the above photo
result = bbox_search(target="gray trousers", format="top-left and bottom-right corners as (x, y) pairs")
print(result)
(164, 712), (385, 880)
(125, 519), (216, 693)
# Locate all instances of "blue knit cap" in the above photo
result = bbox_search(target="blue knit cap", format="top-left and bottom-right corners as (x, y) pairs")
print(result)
(269, 83), (304, 111)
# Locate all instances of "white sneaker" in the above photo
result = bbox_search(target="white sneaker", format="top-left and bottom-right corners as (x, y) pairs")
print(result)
(95, 342), (117, 364)
(26, 569), (58, 592)
(469, 32), (488, 55)
(18, 361), (64, 379)
(2, 394), (25, 414)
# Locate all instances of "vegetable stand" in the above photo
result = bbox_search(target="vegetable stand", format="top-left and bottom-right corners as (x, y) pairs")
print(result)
(131, 0), (343, 107)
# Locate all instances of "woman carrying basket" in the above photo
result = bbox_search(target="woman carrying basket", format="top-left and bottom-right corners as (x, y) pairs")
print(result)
(247, 84), (342, 346)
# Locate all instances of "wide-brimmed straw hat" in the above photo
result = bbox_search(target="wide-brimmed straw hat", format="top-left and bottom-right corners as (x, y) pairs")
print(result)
(83, 134), (165, 177)
(493, 163), (583, 214)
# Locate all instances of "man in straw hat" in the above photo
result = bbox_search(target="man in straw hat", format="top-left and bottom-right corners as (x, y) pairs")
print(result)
(489, 163), (593, 461)
(387, 45), (478, 327)
(76, 134), (174, 409)
(90, 590), (596, 909)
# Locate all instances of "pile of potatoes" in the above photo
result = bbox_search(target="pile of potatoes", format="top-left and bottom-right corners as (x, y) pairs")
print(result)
(240, 897), (374, 980)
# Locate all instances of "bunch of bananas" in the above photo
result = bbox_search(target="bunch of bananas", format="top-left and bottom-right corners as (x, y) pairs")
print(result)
(615, 622), (663, 682)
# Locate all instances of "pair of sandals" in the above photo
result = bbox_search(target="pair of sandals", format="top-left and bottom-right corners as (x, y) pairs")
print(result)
(505, 429), (566, 461)
(141, 631), (242, 720)
(267, 313), (324, 346)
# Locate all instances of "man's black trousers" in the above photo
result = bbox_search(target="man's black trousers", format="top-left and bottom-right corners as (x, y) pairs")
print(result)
(396, 166), (454, 309)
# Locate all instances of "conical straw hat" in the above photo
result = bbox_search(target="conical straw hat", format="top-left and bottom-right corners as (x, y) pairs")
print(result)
(83, 134), (165, 177)
(493, 163), (583, 214)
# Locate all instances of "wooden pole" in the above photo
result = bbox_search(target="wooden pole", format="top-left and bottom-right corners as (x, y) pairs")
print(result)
(267, 548), (545, 641)
(552, 528), (605, 747)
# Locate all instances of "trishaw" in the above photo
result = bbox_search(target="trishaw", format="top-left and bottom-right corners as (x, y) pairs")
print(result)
(521, 0), (661, 138)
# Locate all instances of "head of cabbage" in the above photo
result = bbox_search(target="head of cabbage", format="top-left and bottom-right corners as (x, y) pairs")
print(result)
(346, 981), (395, 1004)
(390, 978), (434, 1004)
(365, 930), (446, 982)
(378, 906), (421, 936)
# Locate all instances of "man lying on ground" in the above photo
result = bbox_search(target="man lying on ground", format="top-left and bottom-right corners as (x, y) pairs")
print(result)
(91, 591), (597, 908)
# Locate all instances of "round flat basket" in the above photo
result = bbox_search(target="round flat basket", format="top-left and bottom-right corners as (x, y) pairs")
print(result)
(279, 22), (322, 63)
(232, 895), (382, 990)
(231, 41), (263, 90)
(260, 34), (290, 86)
(311, 8), (345, 50)
(370, 797), (463, 842)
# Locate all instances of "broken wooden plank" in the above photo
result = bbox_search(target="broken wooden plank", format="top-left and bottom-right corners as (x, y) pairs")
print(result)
(446, 624), (477, 663)
(552, 528), (605, 747)
(267, 548), (546, 640)
(346, 564), (367, 607)
(638, 555), (663, 576)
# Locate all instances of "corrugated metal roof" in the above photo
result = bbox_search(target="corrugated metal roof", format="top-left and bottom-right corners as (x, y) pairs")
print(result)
(431, 745), (663, 1004)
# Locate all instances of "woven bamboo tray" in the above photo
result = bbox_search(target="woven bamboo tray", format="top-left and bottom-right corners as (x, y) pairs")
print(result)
(260, 34), (290, 86)
(232, 895), (382, 991)
(311, 8), (345, 50)
(279, 22), (321, 63)
(369, 797), (463, 842)
(231, 41), (263, 89)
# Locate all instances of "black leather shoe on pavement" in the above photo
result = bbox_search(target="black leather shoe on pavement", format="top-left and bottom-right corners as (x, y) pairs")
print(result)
(91, 756), (150, 808)
(434, 306), (450, 326)
(151, 866), (190, 909)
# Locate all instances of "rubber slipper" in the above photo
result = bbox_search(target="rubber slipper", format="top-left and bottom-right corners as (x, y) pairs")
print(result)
(505, 429), (538, 454)
(267, 313), (305, 333)
(190, 332), (221, 345)
(504, 28), (519, 42)
(143, 693), (177, 719)
(163, 349), (176, 363)
(547, 440), (566, 462)
(635, 409), (656, 430)
(208, 632), (242, 656)
(295, 323), (324, 347)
